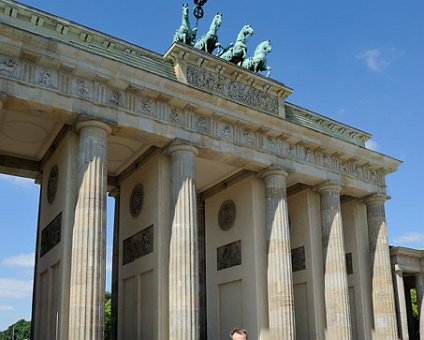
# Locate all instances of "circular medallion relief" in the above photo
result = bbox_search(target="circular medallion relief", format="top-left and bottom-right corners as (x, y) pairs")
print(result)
(47, 165), (59, 204)
(218, 200), (236, 231)
(130, 183), (144, 217)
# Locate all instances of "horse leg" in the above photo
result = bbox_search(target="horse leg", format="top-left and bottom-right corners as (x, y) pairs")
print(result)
(266, 66), (271, 77)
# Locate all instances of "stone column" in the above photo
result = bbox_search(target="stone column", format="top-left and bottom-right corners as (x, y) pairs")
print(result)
(168, 144), (199, 340)
(197, 195), (207, 340)
(318, 183), (352, 339)
(416, 273), (424, 340)
(262, 168), (295, 339)
(110, 188), (120, 340)
(68, 121), (111, 340)
(364, 194), (398, 339)
(394, 265), (409, 340)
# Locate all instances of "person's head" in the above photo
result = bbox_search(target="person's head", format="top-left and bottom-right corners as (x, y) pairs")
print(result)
(230, 328), (248, 340)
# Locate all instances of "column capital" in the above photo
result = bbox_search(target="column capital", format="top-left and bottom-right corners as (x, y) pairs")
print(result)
(363, 193), (390, 204)
(316, 181), (342, 193)
(76, 120), (112, 134)
(261, 165), (289, 179)
(167, 141), (198, 156)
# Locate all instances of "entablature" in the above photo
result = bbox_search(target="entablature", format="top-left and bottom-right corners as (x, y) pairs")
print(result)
(0, 11), (401, 196)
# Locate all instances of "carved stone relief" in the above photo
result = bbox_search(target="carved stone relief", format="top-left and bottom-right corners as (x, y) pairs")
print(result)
(140, 97), (153, 115)
(129, 183), (144, 217)
(217, 240), (241, 270)
(220, 123), (233, 140)
(323, 154), (332, 169)
(196, 115), (211, 134)
(47, 165), (59, 204)
(40, 212), (62, 257)
(109, 89), (122, 107)
(304, 148), (314, 163)
(186, 64), (279, 116)
(122, 225), (154, 265)
(36, 67), (58, 88)
(73, 78), (91, 98)
(0, 57), (19, 78)
(218, 200), (236, 231)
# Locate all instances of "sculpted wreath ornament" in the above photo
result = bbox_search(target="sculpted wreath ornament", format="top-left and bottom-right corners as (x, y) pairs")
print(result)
(218, 199), (236, 231)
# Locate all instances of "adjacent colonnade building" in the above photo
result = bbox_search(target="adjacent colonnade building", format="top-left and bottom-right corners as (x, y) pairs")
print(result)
(0, 1), (408, 339)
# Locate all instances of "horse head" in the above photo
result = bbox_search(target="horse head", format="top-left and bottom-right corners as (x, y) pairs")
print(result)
(182, 3), (189, 16)
(213, 12), (223, 29)
(241, 24), (254, 40)
(255, 40), (272, 56)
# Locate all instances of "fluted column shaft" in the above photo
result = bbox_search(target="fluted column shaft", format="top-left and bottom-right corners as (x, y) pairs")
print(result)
(168, 144), (199, 340)
(365, 194), (398, 339)
(394, 266), (409, 340)
(262, 168), (295, 339)
(416, 273), (424, 340)
(68, 121), (111, 340)
(319, 183), (352, 340)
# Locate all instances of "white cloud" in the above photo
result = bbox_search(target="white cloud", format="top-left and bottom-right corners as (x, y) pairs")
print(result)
(356, 49), (390, 72)
(1, 253), (35, 267)
(365, 140), (379, 151)
(0, 305), (14, 311)
(0, 174), (34, 188)
(0, 278), (33, 298)
(394, 232), (424, 246)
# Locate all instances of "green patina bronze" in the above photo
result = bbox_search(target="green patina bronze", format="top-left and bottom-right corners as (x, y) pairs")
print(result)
(241, 40), (272, 77)
(194, 12), (222, 54)
(173, 3), (197, 46)
(219, 24), (254, 65)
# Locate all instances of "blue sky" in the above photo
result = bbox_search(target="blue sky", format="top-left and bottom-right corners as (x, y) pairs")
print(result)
(0, 0), (423, 331)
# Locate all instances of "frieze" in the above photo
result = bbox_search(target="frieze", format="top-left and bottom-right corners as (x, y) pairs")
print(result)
(217, 240), (241, 271)
(186, 64), (279, 116)
(122, 225), (154, 265)
(0, 51), (386, 188)
(40, 212), (62, 257)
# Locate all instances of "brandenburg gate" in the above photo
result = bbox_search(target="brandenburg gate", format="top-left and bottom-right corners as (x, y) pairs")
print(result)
(0, 0), (407, 339)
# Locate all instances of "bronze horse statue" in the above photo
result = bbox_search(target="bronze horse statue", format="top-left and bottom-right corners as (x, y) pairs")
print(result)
(173, 3), (197, 46)
(194, 12), (223, 54)
(242, 40), (272, 77)
(219, 24), (254, 65)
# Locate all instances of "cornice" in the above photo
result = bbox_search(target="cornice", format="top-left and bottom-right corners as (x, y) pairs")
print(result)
(285, 102), (371, 147)
(390, 246), (424, 259)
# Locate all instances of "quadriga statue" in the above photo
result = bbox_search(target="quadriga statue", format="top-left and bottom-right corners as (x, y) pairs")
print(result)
(241, 40), (272, 77)
(194, 12), (223, 54)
